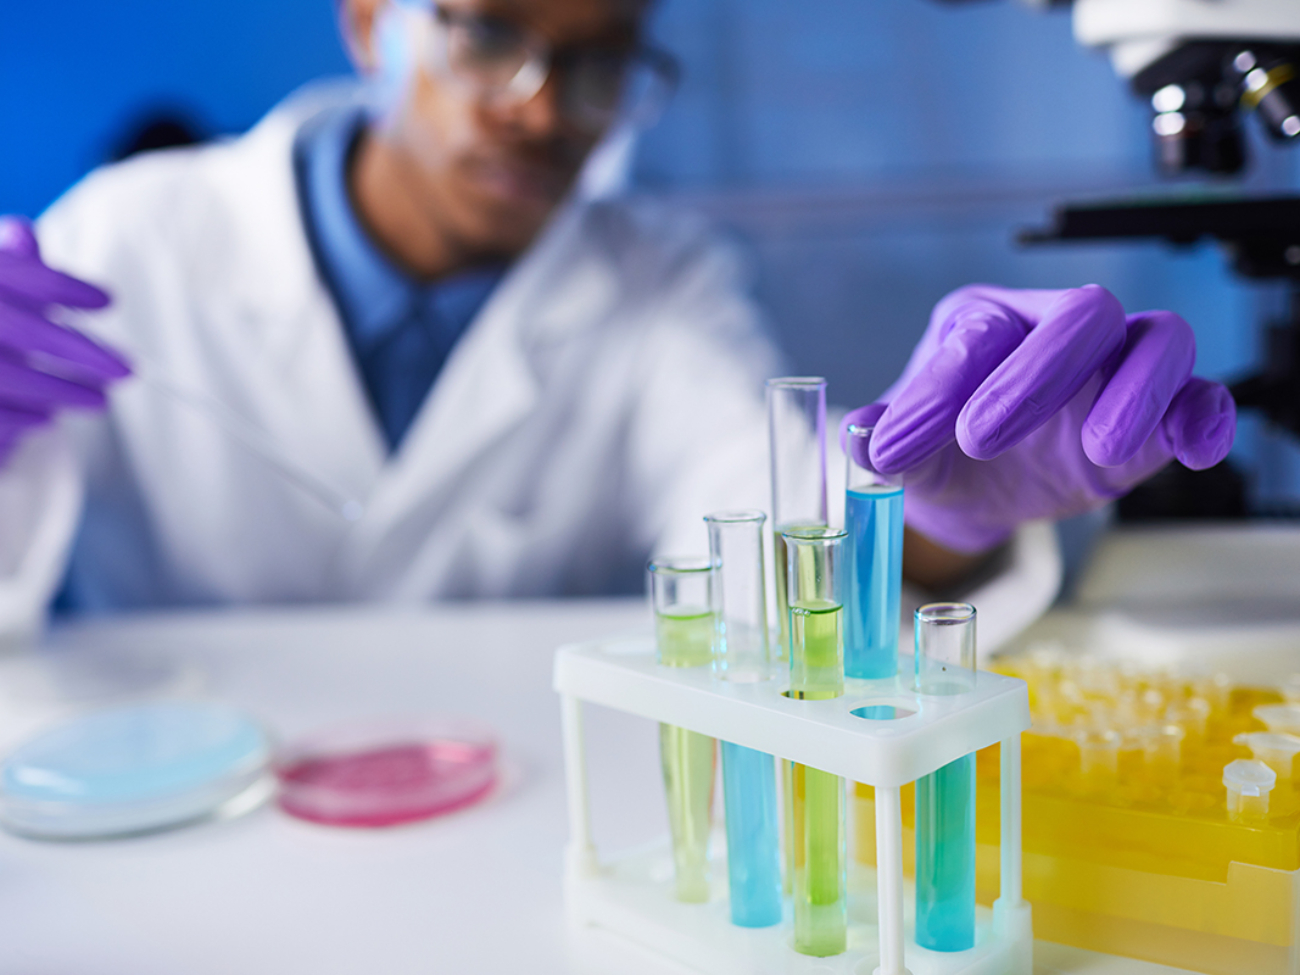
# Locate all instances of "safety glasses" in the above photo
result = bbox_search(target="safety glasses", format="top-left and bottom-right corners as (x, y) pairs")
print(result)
(409, 1), (680, 132)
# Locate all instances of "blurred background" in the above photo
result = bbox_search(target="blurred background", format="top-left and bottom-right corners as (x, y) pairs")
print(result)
(2, 0), (1298, 509)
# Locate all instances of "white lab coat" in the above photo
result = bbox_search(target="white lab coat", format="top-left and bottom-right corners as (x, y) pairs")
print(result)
(2, 87), (1060, 650)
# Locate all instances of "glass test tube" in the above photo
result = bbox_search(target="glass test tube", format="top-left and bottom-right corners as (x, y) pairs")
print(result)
(650, 557), (717, 903)
(768, 377), (829, 900)
(707, 511), (783, 928)
(843, 424), (904, 680)
(784, 526), (847, 957)
(914, 602), (977, 953)
(767, 378), (828, 663)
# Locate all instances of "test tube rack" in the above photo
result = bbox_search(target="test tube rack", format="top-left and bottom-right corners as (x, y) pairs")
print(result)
(554, 635), (1034, 975)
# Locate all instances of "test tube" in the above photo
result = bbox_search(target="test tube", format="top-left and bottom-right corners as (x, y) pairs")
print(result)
(785, 527), (847, 702)
(913, 602), (977, 953)
(843, 424), (904, 680)
(707, 511), (771, 684)
(706, 511), (782, 928)
(767, 378), (829, 663)
(768, 378), (829, 900)
(1223, 759), (1277, 823)
(783, 526), (847, 957)
(650, 557), (717, 903)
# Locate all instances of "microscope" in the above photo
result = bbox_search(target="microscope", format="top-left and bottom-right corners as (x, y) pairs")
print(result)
(1068, 0), (1300, 175)
(942, 0), (1300, 515)
(1030, 0), (1300, 454)
(923, 0), (1300, 702)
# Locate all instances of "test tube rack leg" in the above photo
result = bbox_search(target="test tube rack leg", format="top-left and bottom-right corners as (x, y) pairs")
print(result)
(555, 637), (1034, 975)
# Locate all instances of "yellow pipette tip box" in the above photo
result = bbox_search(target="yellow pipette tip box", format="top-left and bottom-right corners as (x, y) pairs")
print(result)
(853, 651), (1300, 975)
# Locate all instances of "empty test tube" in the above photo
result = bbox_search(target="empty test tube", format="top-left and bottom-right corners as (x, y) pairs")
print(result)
(783, 526), (848, 957)
(1224, 759), (1277, 823)
(913, 602), (977, 953)
(650, 557), (717, 903)
(706, 511), (782, 928)
(767, 378), (829, 663)
(1234, 732), (1300, 781)
(843, 424), (904, 680)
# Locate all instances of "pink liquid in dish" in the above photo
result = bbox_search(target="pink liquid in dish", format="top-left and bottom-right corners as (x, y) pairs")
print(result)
(277, 738), (497, 827)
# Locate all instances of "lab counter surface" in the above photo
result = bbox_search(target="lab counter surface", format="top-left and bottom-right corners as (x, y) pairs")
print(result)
(0, 600), (1193, 975)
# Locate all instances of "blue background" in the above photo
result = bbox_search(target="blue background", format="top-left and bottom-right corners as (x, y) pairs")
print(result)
(2, 0), (1298, 504)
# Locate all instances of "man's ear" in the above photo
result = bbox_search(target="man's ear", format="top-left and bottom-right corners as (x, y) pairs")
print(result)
(338, 0), (387, 74)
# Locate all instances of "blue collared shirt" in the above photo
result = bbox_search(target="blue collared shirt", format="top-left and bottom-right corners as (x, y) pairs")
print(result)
(294, 107), (505, 452)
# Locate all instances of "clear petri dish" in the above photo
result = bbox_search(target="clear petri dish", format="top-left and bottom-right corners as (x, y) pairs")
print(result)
(0, 701), (270, 840)
(274, 718), (498, 828)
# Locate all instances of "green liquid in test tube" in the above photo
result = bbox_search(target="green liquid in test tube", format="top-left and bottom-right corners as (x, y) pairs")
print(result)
(914, 602), (978, 952)
(783, 526), (848, 957)
(650, 557), (717, 903)
(767, 378), (828, 663)
(789, 600), (843, 700)
(767, 377), (829, 898)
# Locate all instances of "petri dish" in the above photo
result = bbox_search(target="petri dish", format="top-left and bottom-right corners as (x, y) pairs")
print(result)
(0, 701), (270, 840)
(274, 718), (498, 828)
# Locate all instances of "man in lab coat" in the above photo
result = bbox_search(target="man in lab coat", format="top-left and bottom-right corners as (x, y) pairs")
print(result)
(0, 0), (1234, 645)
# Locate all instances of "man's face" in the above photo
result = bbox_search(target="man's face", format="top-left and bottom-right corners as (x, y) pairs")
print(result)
(351, 0), (647, 261)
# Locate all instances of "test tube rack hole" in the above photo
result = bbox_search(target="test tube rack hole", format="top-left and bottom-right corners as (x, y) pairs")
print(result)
(555, 637), (1034, 975)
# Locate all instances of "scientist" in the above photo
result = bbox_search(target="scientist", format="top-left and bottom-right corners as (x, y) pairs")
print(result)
(0, 0), (1234, 639)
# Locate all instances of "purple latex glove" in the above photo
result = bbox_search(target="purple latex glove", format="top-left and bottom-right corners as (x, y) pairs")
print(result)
(842, 284), (1236, 554)
(0, 216), (129, 465)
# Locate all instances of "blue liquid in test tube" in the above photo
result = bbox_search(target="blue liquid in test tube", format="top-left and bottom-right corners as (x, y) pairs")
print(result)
(913, 602), (979, 953)
(915, 753), (976, 951)
(721, 741), (783, 926)
(843, 425), (903, 680)
(705, 511), (783, 928)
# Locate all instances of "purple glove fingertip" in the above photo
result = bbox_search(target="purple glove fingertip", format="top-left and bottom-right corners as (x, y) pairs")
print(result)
(1081, 310), (1195, 468)
(840, 403), (887, 468)
(957, 285), (1127, 461)
(1163, 377), (1236, 471)
(0, 217), (112, 311)
(0, 217), (39, 259)
(872, 301), (1028, 473)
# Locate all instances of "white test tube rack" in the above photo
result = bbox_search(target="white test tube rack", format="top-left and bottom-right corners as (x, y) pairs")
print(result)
(554, 636), (1033, 975)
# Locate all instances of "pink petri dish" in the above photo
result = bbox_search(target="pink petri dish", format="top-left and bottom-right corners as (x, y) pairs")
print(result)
(274, 719), (498, 828)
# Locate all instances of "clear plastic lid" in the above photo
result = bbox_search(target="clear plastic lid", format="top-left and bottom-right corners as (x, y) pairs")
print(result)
(0, 701), (270, 840)
(1223, 758), (1277, 796)
(274, 717), (498, 828)
(1234, 732), (1300, 780)
(1252, 703), (1300, 735)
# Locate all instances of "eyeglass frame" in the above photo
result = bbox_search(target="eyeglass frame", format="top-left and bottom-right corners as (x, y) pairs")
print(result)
(400, 0), (681, 132)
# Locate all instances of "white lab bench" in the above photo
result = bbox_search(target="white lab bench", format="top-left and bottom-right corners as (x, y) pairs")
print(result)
(0, 599), (1194, 975)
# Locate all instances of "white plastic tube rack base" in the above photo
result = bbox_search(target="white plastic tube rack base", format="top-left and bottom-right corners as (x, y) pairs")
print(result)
(554, 636), (1033, 975)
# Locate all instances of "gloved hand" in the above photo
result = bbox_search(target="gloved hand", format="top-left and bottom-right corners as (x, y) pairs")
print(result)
(842, 284), (1236, 554)
(0, 216), (129, 465)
